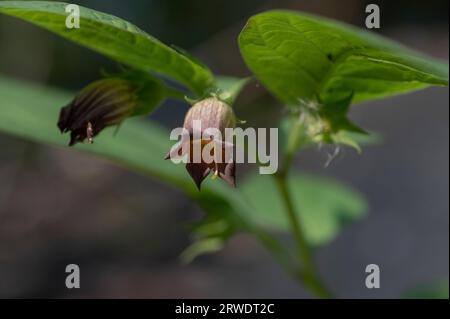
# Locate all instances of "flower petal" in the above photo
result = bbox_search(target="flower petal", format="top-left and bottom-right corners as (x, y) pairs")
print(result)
(186, 162), (211, 190)
(218, 161), (236, 187)
(57, 78), (137, 146)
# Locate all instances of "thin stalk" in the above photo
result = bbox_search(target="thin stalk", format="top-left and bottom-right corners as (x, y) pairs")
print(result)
(274, 173), (332, 298)
(274, 117), (334, 298)
(252, 227), (298, 277)
(165, 86), (187, 101)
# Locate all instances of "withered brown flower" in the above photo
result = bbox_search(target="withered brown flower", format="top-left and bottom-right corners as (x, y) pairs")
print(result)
(57, 78), (138, 146)
(165, 97), (237, 190)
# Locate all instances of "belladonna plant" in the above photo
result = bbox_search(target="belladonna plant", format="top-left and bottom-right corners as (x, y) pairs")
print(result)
(0, 2), (448, 298)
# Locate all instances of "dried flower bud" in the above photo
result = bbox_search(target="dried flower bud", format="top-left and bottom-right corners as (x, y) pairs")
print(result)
(166, 97), (237, 190)
(57, 78), (138, 146)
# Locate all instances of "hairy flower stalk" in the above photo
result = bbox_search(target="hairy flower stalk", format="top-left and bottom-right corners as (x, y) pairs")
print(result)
(166, 97), (237, 190)
(58, 78), (138, 146)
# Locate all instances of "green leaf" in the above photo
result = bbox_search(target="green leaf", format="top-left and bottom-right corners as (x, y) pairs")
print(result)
(329, 131), (362, 153)
(239, 10), (449, 105)
(180, 237), (224, 264)
(180, 214), (233, 264)
(241, 173), (368, 246)
(338, 130), (382, 147)
(0, 1), (214, 95)
(318, 93), (367, 135)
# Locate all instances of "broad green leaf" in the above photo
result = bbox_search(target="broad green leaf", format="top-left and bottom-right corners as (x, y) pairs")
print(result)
(241, 173), (368, 246)
(0, 1), (214, 95)
(239, 10), (449, 105)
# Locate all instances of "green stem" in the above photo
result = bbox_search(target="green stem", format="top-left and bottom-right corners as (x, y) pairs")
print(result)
(274, 118), (334, 298)
(253, 227), (297, 277)
(165, 85), (187, 101)
(274, 173), (332, 298)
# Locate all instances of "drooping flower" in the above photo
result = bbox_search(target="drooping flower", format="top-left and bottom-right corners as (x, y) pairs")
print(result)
(57, 78), (138, 146)
(166, 97), (237, 190)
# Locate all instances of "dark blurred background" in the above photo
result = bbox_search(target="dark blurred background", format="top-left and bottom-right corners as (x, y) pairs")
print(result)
(0, 0), (448, 298)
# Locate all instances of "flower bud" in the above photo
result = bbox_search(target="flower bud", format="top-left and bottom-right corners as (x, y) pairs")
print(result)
(166, 97), (237, 190)
(183, 97), (236, 136)
(57, 78), (138, 146)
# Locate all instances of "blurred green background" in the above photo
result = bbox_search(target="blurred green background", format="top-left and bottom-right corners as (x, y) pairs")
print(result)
(0, 0), (448, 298)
